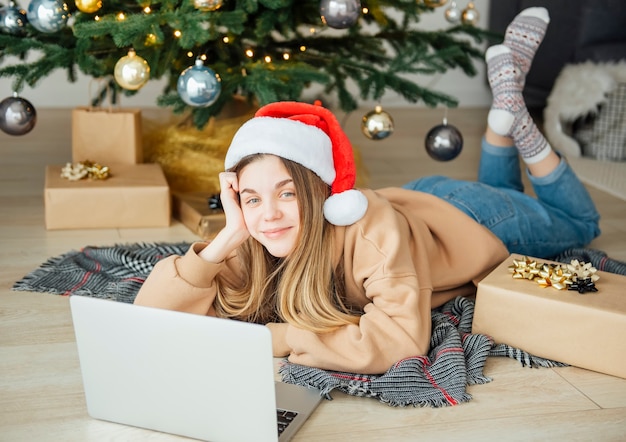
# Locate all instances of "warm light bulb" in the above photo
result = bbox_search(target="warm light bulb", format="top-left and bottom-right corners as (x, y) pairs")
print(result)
(94, 15), (100, 21)
(187, 51), (194, 57)
(173, 30), (182, 38)
(223, 36), (229, 43)
(299, 46), (306, 52)
(264, 55), (271, 63)
(245, 49), (254, 57)
(143, 6), (151, 13)
(362, 7), (368, 13)
(200, 54), (207, 61)
(283, 53), (290, 60)
(116, 12), (125, 20)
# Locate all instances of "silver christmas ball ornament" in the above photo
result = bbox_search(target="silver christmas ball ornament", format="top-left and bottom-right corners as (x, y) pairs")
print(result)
(444, 1), (461, 24)
(114, 49), (151, 90)
(425, 120), (463, 161)
(177, 59), (221, 107)
(320, 0), (361, 29)
(0, 2), (28, 34)
(0, 94), (37, 136)
(361, 106), (394, 140)
(26, 0), (69, 33)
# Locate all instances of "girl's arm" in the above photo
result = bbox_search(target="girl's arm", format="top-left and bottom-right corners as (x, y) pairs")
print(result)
(134, 172), (249, 313)
(133, 242), (226, 314)
(283, 276), (431, 374)
(284, 218), (432, 374)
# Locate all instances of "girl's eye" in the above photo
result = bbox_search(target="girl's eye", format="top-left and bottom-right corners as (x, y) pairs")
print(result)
(280, 191), (296, 199)
(244, 197), (260, 206)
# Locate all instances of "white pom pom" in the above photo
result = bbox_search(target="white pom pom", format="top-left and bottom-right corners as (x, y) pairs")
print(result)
(323, 189), (368, 226)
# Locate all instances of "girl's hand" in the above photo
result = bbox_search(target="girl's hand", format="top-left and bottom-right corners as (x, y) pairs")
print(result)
(218, 172), (249, 235)
(198, 172), (250, 263)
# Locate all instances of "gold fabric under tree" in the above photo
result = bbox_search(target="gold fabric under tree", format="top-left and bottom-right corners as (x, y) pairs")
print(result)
(143, 103), (369, 195)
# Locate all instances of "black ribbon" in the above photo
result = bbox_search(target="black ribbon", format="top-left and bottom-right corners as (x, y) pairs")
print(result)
(208, 194), (222, 210)
(567, 277), (598, 294)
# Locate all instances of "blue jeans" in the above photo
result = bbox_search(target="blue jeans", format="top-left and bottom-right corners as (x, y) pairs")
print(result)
(402, 138), (601, 258)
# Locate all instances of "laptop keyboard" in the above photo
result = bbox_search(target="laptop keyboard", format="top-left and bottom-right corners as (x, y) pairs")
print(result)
(276, 408), (298, 435)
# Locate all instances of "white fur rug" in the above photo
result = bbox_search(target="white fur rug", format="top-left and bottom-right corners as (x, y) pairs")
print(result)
(543, 61), (626, 201)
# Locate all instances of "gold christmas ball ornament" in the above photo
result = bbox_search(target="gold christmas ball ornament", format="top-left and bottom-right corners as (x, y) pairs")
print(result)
(114, 49), (150, 90)
(361, 106), (394, 140)
(75, 0), (102, 13)
(461, 2), (479, 25)
(193, 0), (223, 11)
(423, 0), (448, 8)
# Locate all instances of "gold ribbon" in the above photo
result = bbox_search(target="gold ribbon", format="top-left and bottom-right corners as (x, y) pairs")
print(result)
(61, 161), (111, 181)
(508, 256), (599, 292)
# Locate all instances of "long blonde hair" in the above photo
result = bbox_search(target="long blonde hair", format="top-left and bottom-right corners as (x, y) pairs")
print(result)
(214, 154), (361, 333)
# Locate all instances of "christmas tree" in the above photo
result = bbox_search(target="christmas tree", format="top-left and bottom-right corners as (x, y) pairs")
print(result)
(0, 0), (490, 129)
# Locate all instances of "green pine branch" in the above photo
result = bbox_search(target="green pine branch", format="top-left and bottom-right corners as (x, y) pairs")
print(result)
(0, 0), (495, 129)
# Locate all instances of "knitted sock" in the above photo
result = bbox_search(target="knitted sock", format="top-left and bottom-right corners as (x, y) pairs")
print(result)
(486, 45), (551, 164)
(503, 7), (550, 88)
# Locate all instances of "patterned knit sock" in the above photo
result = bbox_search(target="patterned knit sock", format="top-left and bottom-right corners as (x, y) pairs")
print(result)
(503, 7), (550, 88)
(486, 45), (551, 164)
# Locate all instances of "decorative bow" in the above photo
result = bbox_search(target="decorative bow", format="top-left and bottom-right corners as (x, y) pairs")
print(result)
(61, 161), (110, 181)
(508, 256), (599, 294)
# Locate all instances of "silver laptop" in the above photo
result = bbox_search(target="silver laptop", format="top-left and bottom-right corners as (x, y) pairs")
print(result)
(69, 295), (322, 441)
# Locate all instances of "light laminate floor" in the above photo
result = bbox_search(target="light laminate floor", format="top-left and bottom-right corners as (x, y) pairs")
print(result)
(1, 107), (625, 441)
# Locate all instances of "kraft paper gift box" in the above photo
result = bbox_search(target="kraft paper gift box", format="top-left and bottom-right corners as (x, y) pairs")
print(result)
(472, 254), (626, 379)
(45, 164), (170, 229)
(72, 106), (143, 164)
(172, 192), (225, 240)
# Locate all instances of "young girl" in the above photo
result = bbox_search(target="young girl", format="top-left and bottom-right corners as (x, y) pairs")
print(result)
(135, 8), (600, 374)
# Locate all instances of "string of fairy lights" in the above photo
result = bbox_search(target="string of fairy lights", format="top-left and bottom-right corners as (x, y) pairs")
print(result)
(1, 0), (367, 108)
(1, 0), (478, 160)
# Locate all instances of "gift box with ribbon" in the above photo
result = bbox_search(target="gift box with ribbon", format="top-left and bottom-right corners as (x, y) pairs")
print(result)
(472, 254), (626, 379)
(44, 163), (170, 229)
(172, 192), (225, 240)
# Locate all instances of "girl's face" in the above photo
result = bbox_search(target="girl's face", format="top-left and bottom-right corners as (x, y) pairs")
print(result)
(237, 155), (301, 258)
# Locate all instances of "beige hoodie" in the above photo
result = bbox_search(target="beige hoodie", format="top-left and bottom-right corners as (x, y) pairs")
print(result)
(135, 188), (509, 374)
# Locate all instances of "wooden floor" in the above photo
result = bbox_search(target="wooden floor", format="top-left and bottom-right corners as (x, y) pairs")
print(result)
(1, 108), (625, 441)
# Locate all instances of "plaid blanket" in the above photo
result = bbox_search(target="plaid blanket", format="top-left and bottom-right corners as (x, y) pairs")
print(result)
(279, 296), (565, 407)
(12, 242), (190, 303)
(17, 242), (626, 408)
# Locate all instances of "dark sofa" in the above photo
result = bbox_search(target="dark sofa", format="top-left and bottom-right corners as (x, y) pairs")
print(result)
(488, 0), (626, 110)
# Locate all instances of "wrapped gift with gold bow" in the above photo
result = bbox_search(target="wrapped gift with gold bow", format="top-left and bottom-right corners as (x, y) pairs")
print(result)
(44, 163), (170, 229)
(472, 254), (626, 379)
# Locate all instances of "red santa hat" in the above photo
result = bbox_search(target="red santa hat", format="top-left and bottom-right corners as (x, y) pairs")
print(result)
(224, 101), (368, 226)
